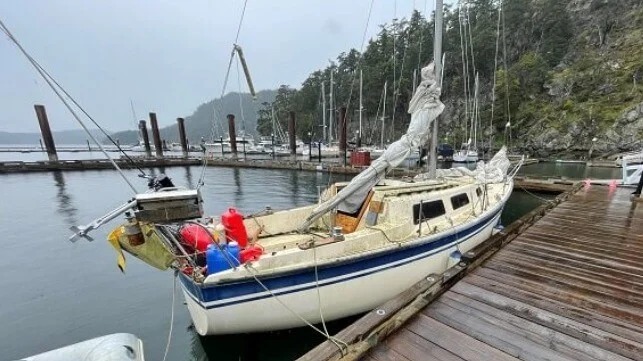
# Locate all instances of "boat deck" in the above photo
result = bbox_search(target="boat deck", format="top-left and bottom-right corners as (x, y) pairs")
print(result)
(299, 185), (643, 361)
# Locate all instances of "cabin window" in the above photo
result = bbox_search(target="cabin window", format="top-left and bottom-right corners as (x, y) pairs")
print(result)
(476, 187), (482, 197)
(413, 200), (446, 224)
(451, 193), (470, 210)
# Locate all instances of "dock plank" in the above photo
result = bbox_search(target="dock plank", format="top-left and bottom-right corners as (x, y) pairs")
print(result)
(368, 344), (411, 361)
(423, 300), (578, 361)
(449, 282), (643, 360)
(439, 292), (634, 361)
(385, 329), (464, 361)
(507, 240), (643, 276)
(481, 257), (643, 305)
(405, 313), (520, 361)
(472, 267), (643, 325)
(464, 274), (643, 343)
(493, 250), (643, 294)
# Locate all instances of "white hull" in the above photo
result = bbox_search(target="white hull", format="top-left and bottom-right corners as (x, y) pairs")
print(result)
(453, 150), (478, 163)
(179, 186), (508, 335)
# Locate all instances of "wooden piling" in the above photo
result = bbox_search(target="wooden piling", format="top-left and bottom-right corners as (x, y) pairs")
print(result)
(138, 120), (152, 158)
(227, 114), (238, 156)
(289, 111), (297, 156)
(339, 106), (347, 166)
(34, 105), (58, 161)
(149, 112), (164, 158)
(177, 117), (188, 157)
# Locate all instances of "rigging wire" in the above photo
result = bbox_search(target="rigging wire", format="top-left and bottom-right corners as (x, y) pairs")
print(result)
(457, 3), (470, 147)
(501, 0), (512, 145)
(337, 0), (375, 137)
(489, 4), (502, 153)
(0, 19), (138, 193)
(244, 263), (349, 354)
(369, 82), (387, 144)
(161, 272), (178, 361)
(236, 56), (248, 160)
(415, 0), (429, 75)
(391, 1), (416, 132)
(35, 59), (147, 177)
(465, 5), (477, 85)
(391, 0), (397, 137)
(312, 242), (332, 343)
(197, 0), (250, 189)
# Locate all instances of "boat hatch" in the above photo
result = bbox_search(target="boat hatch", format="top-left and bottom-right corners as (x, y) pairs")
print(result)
(335, 191), (374, 234)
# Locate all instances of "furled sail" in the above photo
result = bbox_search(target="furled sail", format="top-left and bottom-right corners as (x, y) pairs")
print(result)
(415, 146), (512, 184)
(297, 62), (445, 231)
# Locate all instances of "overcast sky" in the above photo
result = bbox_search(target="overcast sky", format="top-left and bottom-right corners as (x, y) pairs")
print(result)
(0, 0), (437, 133)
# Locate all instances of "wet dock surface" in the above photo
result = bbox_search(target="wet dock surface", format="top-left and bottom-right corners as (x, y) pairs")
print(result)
(362, 185), (643, 361)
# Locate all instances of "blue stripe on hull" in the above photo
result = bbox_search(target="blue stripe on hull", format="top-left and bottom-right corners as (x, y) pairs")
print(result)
(180, 207), (503, 309)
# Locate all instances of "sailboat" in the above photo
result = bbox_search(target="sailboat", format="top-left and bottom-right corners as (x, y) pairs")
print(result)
(452, 139), (478, 162)
(453, 72), (480, 163)
(70, 58), (519, 335)
(62, 1), (518, 337)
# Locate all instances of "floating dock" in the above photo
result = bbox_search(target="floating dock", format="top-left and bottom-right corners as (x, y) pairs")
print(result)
(299, 184), (643, 361)
(0, 158), (201, 173)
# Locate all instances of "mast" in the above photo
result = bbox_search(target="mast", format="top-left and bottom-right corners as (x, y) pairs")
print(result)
(474, 72), (479, 150)
(329, 67), (334, 143)
(359, 69), (363, 146)
(381, 81), (387, 148)
(322, 81), (327, 144)
(428, 0), (443, 176)
(271, 106), (276, 144)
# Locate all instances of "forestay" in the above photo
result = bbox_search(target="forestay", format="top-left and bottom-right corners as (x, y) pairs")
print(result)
(298, 62), (445, 231)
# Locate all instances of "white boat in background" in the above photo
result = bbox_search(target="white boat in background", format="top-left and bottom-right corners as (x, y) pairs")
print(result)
(454, 73), (481, 163)
(128, 140), (154, 152)
(367, 147), (386, 159)
(614, 150), (643, 167)
(453, 141), (478, 163)
(299, 142), (340, 158)
(204, 134), (265, 155)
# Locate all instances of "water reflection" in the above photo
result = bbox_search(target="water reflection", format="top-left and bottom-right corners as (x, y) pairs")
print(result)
(233, 168), (243, 206)
(52, 171), (78, 227)
(290, 171), (300, 206)
(184, 166), (195, 189)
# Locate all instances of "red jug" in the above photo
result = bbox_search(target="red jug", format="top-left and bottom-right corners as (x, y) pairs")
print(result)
(221, 208), (248, 248)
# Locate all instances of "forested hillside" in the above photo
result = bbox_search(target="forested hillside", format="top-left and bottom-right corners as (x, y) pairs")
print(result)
(109, 90), (276, 145)
(256, 0), (643, 158)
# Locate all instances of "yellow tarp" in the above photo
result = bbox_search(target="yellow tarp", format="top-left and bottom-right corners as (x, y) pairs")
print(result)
(107, 223), (176, 272)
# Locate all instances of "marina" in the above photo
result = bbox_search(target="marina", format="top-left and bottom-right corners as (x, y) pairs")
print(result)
(1, 0), (642, 359)
(0, 162), (590, 361)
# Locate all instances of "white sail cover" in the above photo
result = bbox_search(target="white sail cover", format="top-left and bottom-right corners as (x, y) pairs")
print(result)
(298, 63), (444, 231)
(415, 146), (511, 184)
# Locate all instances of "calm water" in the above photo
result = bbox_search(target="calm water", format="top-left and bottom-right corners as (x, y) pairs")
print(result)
(0, 161), (605, 360)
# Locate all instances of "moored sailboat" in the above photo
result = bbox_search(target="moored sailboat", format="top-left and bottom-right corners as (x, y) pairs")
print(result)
(75, 61), (519, 335)
(2, 0), (520, 338)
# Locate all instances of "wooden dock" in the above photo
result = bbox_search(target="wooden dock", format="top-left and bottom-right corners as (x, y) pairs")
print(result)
(0, 157), (201, 173)
(299, 184), (643, 361)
